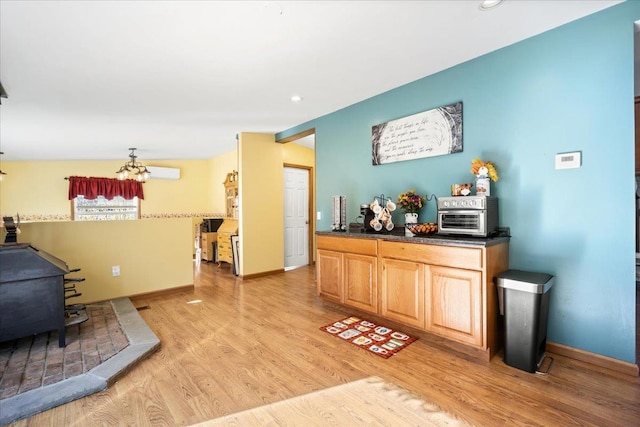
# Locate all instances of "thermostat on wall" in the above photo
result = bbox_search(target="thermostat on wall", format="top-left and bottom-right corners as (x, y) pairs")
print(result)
(555, 151), (581, 170)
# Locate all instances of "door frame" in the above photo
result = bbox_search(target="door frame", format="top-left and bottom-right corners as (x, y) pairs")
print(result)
(283, 163), (314, 267)
(277, 128), (316, 268)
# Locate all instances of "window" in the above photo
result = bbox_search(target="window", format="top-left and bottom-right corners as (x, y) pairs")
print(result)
(72, 195), (140, 221)
(67, 176), (144, 221)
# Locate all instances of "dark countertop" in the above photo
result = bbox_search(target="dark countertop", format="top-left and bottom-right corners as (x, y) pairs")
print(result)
(316, 229), (510, 248)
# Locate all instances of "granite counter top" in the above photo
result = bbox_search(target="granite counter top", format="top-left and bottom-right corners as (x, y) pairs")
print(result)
(316, 230), (510, 247)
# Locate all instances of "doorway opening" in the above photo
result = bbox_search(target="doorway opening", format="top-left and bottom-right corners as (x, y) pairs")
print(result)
(284, 165), (311, 271)
(277, 130), (316, 272)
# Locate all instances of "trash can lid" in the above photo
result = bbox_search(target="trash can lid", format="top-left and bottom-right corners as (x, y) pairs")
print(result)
(496, 269), (554, 294)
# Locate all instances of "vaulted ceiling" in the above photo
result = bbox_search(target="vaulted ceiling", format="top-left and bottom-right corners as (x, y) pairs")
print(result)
(0, 1), (623, 161)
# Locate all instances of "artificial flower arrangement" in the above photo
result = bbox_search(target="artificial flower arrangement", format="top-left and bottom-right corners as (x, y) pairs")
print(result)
(397, 189), (426, 214)
(470, 158), (499, 182)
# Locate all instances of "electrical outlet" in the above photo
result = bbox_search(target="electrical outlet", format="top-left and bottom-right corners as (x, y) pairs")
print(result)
(112, 266), (120, 277)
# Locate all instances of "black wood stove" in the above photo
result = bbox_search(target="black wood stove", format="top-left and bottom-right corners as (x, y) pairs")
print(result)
(0, 243), (70, 346)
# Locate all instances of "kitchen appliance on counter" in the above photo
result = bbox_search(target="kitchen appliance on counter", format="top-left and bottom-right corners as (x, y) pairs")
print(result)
(355, 195), (396, 233)
(353, 204), (372, 232)
(355, 203), (378, 232)
(437, 196), (498, 237)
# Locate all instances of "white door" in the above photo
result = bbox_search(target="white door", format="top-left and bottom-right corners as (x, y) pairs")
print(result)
(284, 167), (309, 270)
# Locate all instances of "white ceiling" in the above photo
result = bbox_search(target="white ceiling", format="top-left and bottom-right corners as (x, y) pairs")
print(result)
(0, 0), (623, 161)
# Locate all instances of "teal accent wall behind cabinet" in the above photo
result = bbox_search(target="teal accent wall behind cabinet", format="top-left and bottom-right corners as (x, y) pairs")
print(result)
(278, 2), (640, 363)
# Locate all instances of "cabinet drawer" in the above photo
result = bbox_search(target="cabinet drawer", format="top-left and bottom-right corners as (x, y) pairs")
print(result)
(218, 247), (232, 261)
(379, 241), (482, 270)
(317, 235), (377, 256)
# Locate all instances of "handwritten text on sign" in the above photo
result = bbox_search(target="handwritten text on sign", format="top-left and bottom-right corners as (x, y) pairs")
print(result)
(371, 102), (463, 165)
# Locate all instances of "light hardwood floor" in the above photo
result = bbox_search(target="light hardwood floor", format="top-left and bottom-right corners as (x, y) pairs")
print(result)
(12, 262), (640, 426)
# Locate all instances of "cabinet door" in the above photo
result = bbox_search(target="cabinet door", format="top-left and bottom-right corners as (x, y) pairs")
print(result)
(380, 258), (424, 329)
(426, 266), (482, 346)
(317, 249), (343, 303)
(344, 253), (377, 314)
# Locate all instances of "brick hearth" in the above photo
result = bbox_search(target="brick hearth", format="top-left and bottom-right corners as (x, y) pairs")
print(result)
(0, 303), (129, 399)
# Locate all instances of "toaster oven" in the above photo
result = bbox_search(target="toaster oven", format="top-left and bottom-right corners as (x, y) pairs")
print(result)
(437, 196), (499, 237)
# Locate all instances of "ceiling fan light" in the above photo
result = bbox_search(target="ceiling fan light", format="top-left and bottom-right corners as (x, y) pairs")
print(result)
(116, 148), (149, 182)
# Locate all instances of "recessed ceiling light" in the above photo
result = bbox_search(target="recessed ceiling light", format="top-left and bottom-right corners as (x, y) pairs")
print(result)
(479, 0), (504, 11)
(290, 95), (303, 103)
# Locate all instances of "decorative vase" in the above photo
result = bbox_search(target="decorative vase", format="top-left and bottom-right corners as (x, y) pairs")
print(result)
(405, 212), (418, 236)
(475, 177), (490, 196)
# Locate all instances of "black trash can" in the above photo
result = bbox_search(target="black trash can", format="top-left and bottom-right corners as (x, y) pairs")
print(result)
(496, 269), (554, 373)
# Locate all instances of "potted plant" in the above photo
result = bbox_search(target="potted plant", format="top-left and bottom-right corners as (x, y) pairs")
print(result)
(397, 189), (426, 236)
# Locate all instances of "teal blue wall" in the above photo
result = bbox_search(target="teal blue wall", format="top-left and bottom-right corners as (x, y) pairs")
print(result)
(278, 2), (639, 363)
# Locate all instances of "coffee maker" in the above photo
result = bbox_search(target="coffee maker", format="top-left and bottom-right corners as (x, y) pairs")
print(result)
(357, 204), (377, 232)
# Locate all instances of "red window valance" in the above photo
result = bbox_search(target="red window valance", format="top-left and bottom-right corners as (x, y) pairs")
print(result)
(68, 176), (145, 200)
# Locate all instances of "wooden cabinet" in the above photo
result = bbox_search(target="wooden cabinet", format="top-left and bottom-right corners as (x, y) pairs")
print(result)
(200, 232), (217, 262)
(378, 239), (506, 358)
(317, 235), (377, 314)
(224, 171), (239, 219)
(425, 265), (482, 346)
(217, 219), (238, 265)
(380, 258), (424, 329)
(317, 234), (509, 359)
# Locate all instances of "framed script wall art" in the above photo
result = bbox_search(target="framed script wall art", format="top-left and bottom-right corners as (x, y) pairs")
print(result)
(372, 101), (463, 165)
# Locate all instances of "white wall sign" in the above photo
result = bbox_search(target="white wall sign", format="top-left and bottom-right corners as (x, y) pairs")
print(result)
(372, 101), (463, 165)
